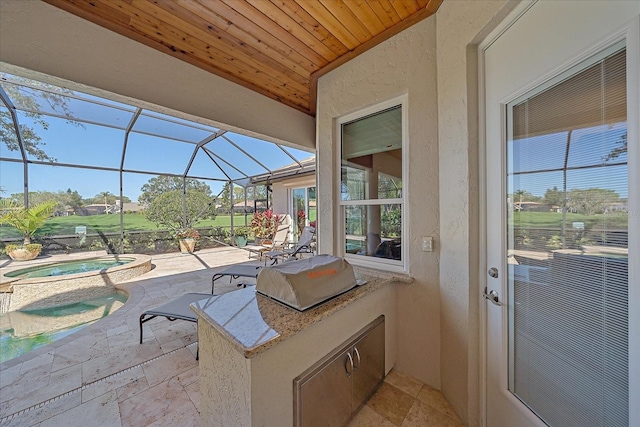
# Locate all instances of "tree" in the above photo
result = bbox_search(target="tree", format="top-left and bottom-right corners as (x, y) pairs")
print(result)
(11, 191), (60, 209)
(219, 181), (232, 209)
(566, 188), (619, 215)
(85, 192), (130, 206)
(251, 185), (268, 201)
(63, 189), (84, 211)
(511, 189), (540, 203)
(378, 174), (402, 199)
(97, 191), (113, 207)
(233, 186), (245, 201)
(138, 176), (212, 206)
(0, 74), (82, 162)
(145, 189), (216, 233)
(604, 132), (627, 161)
(543, 186), (563, 208)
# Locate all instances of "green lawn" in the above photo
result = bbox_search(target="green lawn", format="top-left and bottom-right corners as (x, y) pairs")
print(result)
(0, 213), (255, 240)
(1, 210), (627, 241)
(512, 211), (628, 229)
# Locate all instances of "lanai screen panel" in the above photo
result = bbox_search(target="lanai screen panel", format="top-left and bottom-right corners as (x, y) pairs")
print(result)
(0, 71), (314, 198)
(0, 104), (21, 161)
(132, 111), (216, 143)
(123, 133), (196, 176)
(18, 112), (125, 168)
(3, 81), (136, 127)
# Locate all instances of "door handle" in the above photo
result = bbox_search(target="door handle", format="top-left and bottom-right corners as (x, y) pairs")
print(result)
(483, 287), (503, 306)
(352, 347), (361, 370)
(345, 352), (354, 377)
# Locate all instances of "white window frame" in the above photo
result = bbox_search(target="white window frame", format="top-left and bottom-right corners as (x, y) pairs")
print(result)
(290, 185), (316, 240)
(336, 95), (408, 273)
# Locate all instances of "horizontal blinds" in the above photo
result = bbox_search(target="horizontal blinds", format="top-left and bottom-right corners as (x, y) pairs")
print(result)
(508, 47), (628, 427)
(513, 50), (626, 139)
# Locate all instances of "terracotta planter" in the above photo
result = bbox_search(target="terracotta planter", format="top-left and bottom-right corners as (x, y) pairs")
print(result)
(7, 247), (41, 261)
(179, 238), (196, 254)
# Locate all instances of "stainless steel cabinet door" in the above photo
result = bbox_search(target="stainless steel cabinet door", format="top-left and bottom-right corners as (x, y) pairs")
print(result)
(298, 349), (353, 427)
(351, 318), (385, 412)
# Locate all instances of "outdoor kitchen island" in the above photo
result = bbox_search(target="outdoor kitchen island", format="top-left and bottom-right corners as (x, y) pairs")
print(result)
(190, 267), (411, 426)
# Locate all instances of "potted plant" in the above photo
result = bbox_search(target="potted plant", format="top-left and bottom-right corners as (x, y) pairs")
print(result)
(0, 200), (57, 261)
(250, 210), (282, 244)
(233, 226), (251, 247)
(175, 228), (200, 254)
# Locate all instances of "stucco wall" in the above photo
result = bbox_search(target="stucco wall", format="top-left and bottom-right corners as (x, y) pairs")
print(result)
(436, 2), (515, 424)
(316, 16), (441, 389)
(0, 0), (315, 150)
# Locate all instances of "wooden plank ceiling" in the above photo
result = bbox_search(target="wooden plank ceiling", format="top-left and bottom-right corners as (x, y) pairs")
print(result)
(44, 0), (443, 116)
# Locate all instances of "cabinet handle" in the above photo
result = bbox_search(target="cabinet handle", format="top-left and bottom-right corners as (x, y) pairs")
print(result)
(345, 352), (354, 377)
(353, 347), (361, 370)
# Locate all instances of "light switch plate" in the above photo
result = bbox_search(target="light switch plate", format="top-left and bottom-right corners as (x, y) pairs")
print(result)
(422, 236), (433, 252)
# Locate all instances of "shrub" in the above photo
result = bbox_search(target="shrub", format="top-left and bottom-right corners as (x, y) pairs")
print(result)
(250, 210), (282, 239)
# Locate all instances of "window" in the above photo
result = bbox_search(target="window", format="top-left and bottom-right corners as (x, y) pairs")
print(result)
(338, 98), (406, 271)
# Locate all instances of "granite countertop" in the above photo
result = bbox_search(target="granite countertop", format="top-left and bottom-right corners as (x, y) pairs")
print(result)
(190, 267), (412, 358)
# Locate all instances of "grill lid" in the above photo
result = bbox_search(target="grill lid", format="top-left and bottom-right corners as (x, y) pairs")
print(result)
(256, 255), (357, 311)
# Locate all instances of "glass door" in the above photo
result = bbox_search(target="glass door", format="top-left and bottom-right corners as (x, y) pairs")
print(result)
(291, 186), (316, 241)
(504, 46), (628, 427)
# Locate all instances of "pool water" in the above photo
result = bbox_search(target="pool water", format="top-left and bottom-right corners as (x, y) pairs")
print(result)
(0, 291), (128, 363)
(5, 257), (135, 279)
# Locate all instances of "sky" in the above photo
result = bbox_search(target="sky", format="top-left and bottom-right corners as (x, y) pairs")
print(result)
(508, 122), (628, 199)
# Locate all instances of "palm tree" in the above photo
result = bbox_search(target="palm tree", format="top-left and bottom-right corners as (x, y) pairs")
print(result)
(0, 200), (56, 245)
(97, 191), (113, 209)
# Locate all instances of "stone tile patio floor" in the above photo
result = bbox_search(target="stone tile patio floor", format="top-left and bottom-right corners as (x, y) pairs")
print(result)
(0, 247), (461, 426)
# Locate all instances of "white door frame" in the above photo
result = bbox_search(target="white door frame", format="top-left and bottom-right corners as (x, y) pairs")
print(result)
(478, 1), (640, 425)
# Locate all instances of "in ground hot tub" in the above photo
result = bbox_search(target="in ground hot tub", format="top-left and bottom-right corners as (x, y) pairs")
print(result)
(2, 254), (151, 311)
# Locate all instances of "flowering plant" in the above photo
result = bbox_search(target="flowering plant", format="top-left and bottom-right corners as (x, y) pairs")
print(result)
(250, 210), (282, 239)
(174, 228), (200, 240)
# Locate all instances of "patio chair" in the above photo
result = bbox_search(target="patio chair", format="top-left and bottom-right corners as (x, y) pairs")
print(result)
(139, 292), (212, 359)
(244, 224), (290, 263)
(264, 226), (315, 264)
